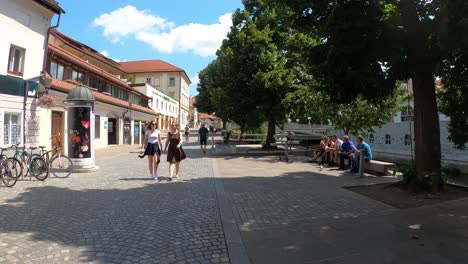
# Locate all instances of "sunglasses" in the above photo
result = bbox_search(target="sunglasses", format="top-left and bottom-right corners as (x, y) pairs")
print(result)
(151, 123), (156, 125)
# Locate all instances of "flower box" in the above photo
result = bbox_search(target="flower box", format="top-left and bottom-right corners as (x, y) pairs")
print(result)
(37, 94), (57, 107)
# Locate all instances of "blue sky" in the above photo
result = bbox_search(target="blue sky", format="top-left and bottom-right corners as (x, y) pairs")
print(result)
(53, 0), (243, 96)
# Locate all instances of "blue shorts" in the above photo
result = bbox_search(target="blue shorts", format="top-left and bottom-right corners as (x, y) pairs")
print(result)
(200, 138), (207, 145)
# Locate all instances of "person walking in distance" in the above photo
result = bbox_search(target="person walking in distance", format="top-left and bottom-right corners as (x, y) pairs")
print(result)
(184, 125), (190, 142)
(198, 123), (209, 155)
(163, 124), (183, 181)
(141, 122), (162, 180)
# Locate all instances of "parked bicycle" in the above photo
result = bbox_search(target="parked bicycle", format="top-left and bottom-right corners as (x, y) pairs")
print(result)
(0, 148), (19, 187)
(38, 142), (73, 178)
(12, 144), (48, 181)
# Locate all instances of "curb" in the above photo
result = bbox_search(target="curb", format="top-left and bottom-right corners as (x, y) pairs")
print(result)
(212, 158), (251, 264)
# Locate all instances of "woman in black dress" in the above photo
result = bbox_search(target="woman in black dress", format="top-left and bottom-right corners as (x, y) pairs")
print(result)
(163, 124), (183, 181)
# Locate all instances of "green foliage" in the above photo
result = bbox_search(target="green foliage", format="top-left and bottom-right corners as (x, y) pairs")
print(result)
(284, 84), (405, 135)
(399, 164), (437, 192)
(437, 0), (468, 149)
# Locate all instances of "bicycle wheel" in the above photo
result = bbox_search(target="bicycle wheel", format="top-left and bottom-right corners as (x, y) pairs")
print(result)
(1, 159), (18, 187)
(30, 157), (49, 181)
(50, 155), (73, 178)
(8, 157), (22, 179)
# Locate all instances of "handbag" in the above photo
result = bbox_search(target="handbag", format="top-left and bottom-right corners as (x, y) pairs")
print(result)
(180, 146), (187, 160)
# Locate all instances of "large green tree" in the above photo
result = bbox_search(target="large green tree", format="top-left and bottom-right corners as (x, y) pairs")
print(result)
(438, 0), (468, 150)
(230, 0), (298, 146)
(281, 0), (464, 191)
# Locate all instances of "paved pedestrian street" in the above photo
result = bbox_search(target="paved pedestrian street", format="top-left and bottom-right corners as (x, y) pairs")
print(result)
(0, 143), (229, 264)
(0, 139), (467, 264)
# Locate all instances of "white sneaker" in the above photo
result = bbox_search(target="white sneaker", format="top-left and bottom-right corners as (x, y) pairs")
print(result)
(153, 174), (159, 181)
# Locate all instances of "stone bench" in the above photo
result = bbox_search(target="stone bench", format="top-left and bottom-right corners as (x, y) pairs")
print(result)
(235, 144), (263, 153)
(365, 160), (396, 176)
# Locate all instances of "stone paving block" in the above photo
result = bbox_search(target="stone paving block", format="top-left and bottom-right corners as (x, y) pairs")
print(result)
(0, 143), (230, 263)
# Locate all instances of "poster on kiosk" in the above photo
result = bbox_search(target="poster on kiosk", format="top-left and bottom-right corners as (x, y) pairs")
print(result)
(68, 106), (95, 167)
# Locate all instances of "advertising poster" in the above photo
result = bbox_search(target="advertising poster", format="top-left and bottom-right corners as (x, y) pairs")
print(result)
(68, 107), (91, 159)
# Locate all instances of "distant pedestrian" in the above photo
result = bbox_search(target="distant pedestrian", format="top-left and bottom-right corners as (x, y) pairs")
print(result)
(184, 125), (190, 142)
(198, 123), (209, 155)
(140, 121), (162, 180)
(164, 123), (184, 181)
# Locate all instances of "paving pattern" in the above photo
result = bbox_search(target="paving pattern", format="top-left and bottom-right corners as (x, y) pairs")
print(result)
(0, 143), (229, 263)
(216, 155), (397, 231)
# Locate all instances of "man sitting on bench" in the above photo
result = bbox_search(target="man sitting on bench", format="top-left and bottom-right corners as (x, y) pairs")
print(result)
(350, 135), (373, 173)
(338, 135), (355, 170)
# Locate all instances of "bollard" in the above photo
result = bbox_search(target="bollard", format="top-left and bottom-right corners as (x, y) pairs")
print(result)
(285, 136), (289, 163)
(359, 148), (365, 178)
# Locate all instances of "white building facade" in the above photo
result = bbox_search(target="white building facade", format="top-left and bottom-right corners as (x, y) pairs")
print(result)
(120, 60), (191, 130)
(0, 0), (63, 147)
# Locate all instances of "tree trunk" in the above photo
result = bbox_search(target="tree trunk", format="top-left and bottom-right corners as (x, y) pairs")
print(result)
(240, 123), (246, 143)
(222, 120), (227, 130)
(265, 117), (276, 148)
(399, 0), (443, 192)
(412, 73), (442, 192)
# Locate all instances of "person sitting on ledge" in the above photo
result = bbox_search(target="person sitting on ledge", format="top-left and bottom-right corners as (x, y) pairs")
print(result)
(338, 135), (355, 170)
(350, 135), (373, 173)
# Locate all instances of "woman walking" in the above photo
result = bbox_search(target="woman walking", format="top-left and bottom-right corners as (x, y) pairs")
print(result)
(141, 121), (162, 180)
(163, 123), (183, 181)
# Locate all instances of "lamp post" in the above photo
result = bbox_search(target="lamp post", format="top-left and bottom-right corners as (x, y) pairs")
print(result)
(296, 118), (299, 124)
(307, 116), (311, 127)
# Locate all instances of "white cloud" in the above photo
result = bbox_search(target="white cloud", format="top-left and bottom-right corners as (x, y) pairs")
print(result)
(101, 50), (109, 57)
(92, 5), (173, 43)
(189, 74), (200, 96)
(92, 6), (232, 57)
(100, 50), (126, 62)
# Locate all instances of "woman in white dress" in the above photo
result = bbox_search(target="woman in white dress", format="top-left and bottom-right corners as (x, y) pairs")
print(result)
(141, 122), (162, 180)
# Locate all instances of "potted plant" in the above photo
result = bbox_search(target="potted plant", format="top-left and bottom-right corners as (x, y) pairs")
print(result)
(37, 94), (57, 107)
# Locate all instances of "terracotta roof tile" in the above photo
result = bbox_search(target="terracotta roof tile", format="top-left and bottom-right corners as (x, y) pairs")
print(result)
(120, 60), (184, 73)
(189, 97), (196, 108)
(199, 113), (215, 120)
(50, 79), (158, 116)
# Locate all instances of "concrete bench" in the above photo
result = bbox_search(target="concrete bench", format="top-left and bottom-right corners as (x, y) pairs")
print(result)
(235, 144), (263, 153)
(365, 160), (396, 176)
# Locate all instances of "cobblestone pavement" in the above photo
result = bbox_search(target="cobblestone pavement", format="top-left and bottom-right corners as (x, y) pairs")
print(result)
(0, 142), (229, 263)
(215, 154), (397, 232)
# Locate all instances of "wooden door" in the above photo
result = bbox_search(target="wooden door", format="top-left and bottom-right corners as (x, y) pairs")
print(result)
(51, 111), (64, 151)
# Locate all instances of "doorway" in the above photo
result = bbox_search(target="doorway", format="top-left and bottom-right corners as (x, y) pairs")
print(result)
(51, 111), (64, 151)
(108, 118), (117, 144)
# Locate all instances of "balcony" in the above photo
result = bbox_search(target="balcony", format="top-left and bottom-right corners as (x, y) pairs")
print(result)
(0, 74), (39, 97)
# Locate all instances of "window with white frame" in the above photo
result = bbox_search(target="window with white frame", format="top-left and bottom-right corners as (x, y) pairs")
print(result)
(385, 134), (391, 144)
(369, 134), (375, 144)
(8, 45), (26, 76)
(3, 113), (21, 145)
(146, 78), (151, 84)
(169, 77), (175, 86)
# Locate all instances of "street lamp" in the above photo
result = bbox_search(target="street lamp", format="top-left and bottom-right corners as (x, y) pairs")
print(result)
(296, 118), (299, 123)
(307, 116), (311, 127)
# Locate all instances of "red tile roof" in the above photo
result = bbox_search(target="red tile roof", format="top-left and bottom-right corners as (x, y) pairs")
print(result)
(189, 97), (196, 108)
(120, 60), (184, 73)
(199, 113), (215, 120)
(50, 29), (124, 72)
(50, 79), (158, 116)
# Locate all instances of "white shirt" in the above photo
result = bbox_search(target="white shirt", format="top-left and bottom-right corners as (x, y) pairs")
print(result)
(335, 139), (343, 149)
(146, 129), (161, 144)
